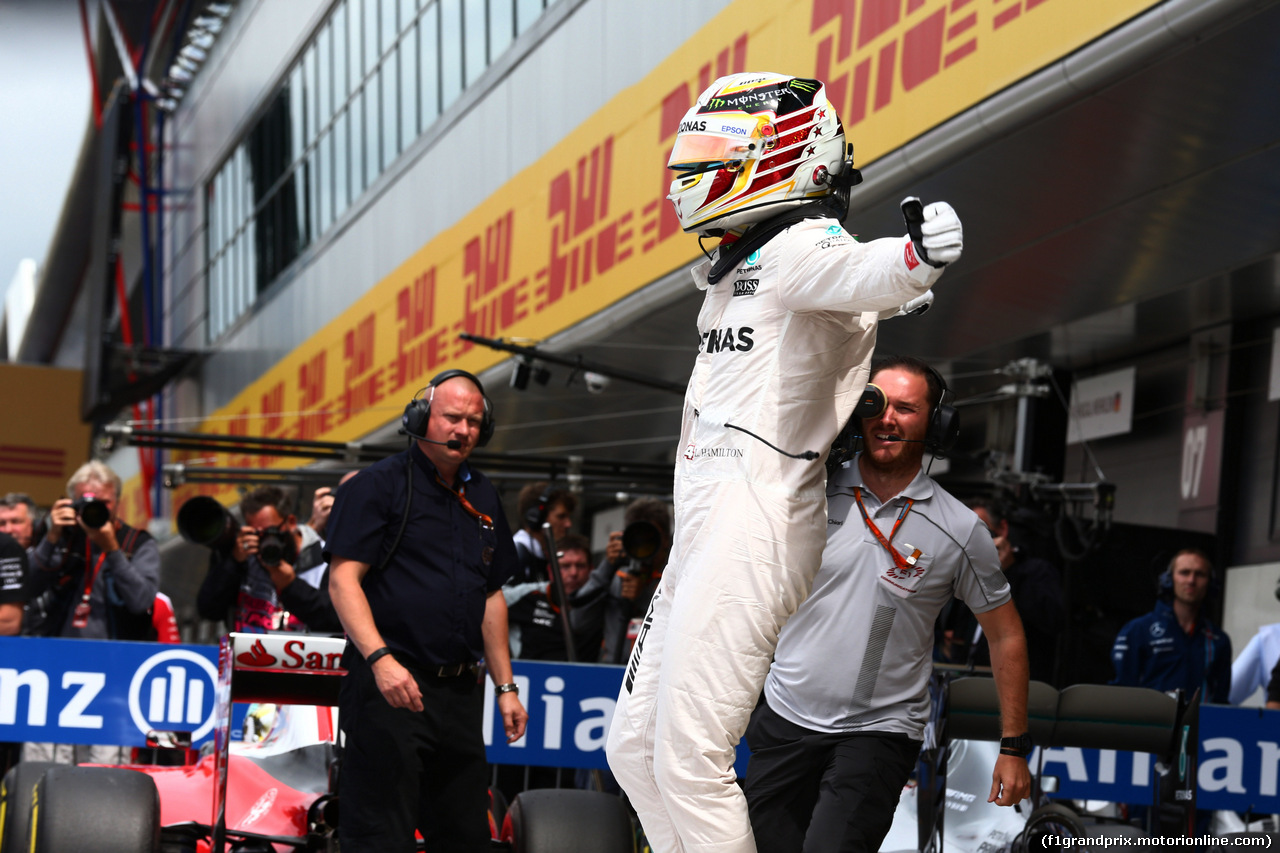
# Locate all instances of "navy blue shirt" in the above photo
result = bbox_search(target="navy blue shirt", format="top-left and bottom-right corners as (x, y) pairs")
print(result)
(1110, 599), (1231, 704)
(324, 442), (517, 667)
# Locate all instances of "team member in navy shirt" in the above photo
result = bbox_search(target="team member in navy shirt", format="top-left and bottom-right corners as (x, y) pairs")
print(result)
(1111, 548), (1231, 704)
(0, 531), (27, 636)
(326, 370), (527, 853)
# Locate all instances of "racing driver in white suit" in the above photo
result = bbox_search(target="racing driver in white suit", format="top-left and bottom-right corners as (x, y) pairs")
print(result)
(605, 72), (965, 853)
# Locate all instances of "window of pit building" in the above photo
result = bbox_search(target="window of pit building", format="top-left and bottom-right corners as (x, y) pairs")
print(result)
(203, 0), (553, 342)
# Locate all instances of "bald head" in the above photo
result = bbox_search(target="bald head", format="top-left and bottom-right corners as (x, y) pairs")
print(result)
(420, 376), (487, 479)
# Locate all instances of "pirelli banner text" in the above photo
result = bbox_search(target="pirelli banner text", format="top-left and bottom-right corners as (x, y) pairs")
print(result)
(159, 0), (1161, 508)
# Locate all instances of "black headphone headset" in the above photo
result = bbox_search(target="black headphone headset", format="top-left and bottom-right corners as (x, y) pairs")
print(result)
(525, 483), (555, 530)
(922, 365), (961, 455)
(401, 369), (496, 447)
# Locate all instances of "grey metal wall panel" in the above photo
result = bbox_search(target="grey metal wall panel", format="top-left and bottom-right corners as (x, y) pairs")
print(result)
(175, 0), (731, 415)
(1061, 346), (1188, 530)
(175, 0), (330, 187)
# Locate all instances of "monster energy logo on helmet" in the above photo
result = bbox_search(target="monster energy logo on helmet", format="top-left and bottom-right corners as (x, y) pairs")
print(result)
(699, 77), (823, 115)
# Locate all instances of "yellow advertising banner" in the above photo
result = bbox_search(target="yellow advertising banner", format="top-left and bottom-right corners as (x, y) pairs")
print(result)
(159, 0), (1160, 509)
(0, 365), (92, 506)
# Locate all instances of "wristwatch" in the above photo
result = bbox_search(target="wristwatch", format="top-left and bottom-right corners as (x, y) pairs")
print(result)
(494, 682), (519, 697)
(999, 733), (1033, 758)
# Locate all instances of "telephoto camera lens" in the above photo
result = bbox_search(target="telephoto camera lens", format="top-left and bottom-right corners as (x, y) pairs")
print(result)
(622, 521), (661, 560)
(621, 520), (662, 577)
(73, 496), (112, 529)
(176, 496), (239, 553)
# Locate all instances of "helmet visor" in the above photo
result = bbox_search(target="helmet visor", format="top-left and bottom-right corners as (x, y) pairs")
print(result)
(667, 117), (762, 171)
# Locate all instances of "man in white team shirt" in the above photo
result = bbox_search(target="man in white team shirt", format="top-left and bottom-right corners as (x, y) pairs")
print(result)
(605, 71), (963, 853)
(743, 356), (1031, 853)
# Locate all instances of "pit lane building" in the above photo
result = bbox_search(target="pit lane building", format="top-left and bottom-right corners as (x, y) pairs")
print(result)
(11, 0), (1280, 684)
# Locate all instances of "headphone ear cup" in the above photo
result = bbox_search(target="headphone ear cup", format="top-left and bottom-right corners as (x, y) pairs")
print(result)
(477, 397), (495, 447)
(524, 485), (553, 529)
(921, 365), (958, 455)
(925, 404), (960, 454)
(402, 398), (430, 440)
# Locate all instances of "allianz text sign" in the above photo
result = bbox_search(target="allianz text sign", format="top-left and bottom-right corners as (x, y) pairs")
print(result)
(0, 637), (220, 745)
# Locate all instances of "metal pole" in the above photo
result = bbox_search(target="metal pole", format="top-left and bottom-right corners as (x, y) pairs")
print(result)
(541, 522), (576, 663)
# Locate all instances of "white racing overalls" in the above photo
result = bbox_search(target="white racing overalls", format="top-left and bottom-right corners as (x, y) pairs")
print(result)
(605, 217), (944, 853)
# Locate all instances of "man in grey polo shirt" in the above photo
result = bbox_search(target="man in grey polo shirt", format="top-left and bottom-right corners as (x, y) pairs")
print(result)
(743, 356), (1031, 853)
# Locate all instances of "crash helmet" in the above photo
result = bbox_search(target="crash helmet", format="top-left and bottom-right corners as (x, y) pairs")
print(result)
(666, 72), (853, 236)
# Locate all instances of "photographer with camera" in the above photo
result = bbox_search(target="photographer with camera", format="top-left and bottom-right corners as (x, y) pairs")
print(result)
(597, 498), (671, 664)
(22, 461), (160, 765)
(196, 485), (338, 633)
(25, 461), (159, 641)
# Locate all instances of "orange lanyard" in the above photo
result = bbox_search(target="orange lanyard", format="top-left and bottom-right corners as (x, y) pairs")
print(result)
(853, 487), (916, 571)
(434, 473), (494, 530)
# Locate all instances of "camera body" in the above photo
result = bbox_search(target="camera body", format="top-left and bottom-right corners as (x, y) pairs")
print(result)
(256, 526), (295, 567)
(71, 494), (112, 529)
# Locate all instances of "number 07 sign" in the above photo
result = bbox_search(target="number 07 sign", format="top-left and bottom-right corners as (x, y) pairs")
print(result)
(1179, 410), (1223, 511)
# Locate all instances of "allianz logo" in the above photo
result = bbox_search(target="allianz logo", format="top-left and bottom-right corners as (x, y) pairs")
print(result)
(0, 649), (218, 741)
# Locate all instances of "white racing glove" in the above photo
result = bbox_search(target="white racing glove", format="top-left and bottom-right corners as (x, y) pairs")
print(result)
(902, 198), (963, 268)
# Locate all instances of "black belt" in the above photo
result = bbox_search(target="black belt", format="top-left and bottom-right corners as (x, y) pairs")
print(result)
(424, 661), (482, 678)
(345, 642), (480, 678)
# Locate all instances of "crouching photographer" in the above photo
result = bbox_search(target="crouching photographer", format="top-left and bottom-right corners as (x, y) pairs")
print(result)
(194, 485), (339, 633)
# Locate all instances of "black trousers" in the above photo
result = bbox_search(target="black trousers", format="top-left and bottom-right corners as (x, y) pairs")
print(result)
(743, 697), (921, 853)
(338, 657), (490, 853)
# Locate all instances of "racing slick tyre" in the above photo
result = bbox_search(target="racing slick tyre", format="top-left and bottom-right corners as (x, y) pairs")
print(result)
(30, 765), (160, 853)
(1012, 803), (1090, 853)
(0, 761), (56, 853)
(504, 789), (632, 853)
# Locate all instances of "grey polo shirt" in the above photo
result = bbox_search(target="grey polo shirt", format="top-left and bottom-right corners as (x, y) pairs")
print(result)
(764, 456), (1011, 738)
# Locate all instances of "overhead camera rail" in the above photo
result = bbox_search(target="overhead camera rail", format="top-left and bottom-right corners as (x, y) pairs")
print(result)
(102, 424), (675, 492)
(459, 332), (688, 396)
(161, 455), (675, 492)
(101, 423), (396, 464)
